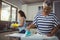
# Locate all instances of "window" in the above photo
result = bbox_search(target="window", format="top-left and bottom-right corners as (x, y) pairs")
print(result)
(11, 7), (17, 21)
(1, 2), (11, 21)
(1, 1), (18, 22)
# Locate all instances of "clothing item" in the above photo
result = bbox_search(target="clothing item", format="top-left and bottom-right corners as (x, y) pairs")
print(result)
(17, 18), (26, 32)
(19, 29), (26, 34)
(21, 33), (59, 40)
(33, 12), (60, 34)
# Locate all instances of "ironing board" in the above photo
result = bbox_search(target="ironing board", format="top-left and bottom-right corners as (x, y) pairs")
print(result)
(5, 33), (58, 40)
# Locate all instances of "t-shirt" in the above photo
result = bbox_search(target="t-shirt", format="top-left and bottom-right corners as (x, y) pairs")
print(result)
(33, 12), (60, 34)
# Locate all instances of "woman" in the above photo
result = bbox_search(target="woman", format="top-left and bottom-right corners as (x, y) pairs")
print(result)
(18, 10), (26, 33)
(26, 0), (59, 40)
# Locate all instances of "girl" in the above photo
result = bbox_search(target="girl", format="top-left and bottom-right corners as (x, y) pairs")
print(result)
(18, 10), (26, 33)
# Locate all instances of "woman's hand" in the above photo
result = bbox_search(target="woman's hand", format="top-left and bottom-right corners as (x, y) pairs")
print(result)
(26, 26), (30, 31)
(47, 33), (54, 37)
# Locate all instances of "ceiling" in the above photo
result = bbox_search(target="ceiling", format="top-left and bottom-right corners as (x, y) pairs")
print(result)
(20, 0), (44, 4)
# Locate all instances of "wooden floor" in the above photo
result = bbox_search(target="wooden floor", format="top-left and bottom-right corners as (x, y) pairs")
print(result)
(0, 31), (19, 40)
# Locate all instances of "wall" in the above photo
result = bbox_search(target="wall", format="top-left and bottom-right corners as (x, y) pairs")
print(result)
(21, 2), (43, 21)
(0, 0), (2, 20)
(21, 4), (28, 20)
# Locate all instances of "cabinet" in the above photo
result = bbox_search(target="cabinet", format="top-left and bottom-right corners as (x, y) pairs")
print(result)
(53, 1), (60, 20)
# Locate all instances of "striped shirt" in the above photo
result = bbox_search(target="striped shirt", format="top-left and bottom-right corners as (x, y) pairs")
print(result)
(33, 12), (60, 34)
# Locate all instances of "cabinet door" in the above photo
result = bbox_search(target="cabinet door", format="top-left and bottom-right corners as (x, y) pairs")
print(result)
(54, 1), (60, 19)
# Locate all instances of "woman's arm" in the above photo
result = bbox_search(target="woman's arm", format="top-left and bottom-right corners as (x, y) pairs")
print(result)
(27, 23), (36, 30)
(47, 24), (60, 37)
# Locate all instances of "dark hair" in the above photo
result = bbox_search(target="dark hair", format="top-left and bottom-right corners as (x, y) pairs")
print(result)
(18, 10), (26, 19)
(44, 0), (53, 6)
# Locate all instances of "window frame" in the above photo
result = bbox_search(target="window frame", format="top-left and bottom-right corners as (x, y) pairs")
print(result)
(1, 1), (18, 22)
